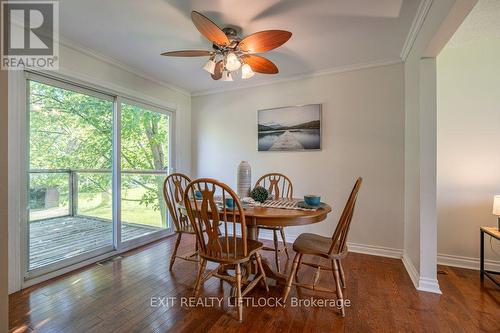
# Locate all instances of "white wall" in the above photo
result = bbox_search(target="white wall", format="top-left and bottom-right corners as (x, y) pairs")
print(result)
(8, 42), (191, 293)
(192, 63), (405, 252)
(437, 39), (500, 269)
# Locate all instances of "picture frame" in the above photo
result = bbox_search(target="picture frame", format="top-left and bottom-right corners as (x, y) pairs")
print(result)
(257, 104), (322, 152)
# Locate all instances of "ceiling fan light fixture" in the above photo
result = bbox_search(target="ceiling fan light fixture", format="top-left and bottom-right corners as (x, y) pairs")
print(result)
(221, 70), (233, 81)
(225, 52), (241, 72)
(161, 12), (291, 82)
(203, 56), (216, 74)
(241, 63), (255, 79)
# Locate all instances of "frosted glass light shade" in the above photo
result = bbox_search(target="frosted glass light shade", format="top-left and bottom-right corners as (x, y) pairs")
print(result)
(241, 63), (255, 79)
(203, 58), (216, 74)
(493, 195), (500, 216)
(221, 70), (233, 81)
(225, 52), (241, 71)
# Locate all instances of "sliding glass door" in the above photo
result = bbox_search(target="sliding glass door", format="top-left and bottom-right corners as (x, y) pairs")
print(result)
(25, 74), (173, 277)
(28, 78), (114, 272)
(120, 101), (171, 243)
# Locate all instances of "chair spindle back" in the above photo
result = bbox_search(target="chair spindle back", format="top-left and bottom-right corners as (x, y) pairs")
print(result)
(329, 177), (363, 256)
(163, 173), (192, 232)
(255, 173), (293, 200)
(184, 178), (247, 260)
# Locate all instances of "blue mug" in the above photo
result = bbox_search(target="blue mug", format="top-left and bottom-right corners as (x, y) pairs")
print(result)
(304, 195), (321, 207)
(225, 197), (234, 208)
(194, 190), (202, 199)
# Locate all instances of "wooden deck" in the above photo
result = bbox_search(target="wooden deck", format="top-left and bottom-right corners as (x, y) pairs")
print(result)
(29, 216), (162, 270)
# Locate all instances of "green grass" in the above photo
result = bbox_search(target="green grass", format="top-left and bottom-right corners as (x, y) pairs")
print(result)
(78, 187), (165, 228)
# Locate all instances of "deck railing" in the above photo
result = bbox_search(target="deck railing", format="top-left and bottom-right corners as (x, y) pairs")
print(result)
(29, 169), (168, 219)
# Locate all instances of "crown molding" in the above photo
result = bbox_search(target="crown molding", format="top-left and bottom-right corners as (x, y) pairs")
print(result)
(401, 0), (434, 61)
(58, 37), (191, 97)
(58, 0), (431, 98)
(192, 57), (402, 97)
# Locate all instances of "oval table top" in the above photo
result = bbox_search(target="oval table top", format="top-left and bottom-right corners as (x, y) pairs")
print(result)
(242, 203), (332, 227)
(180, 199), (332, 228)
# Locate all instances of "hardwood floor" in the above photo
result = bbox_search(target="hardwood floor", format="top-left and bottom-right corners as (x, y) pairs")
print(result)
(9, 235), (500, 333)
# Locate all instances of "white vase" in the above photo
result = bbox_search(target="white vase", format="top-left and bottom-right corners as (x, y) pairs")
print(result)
(237, 161), (251, 198)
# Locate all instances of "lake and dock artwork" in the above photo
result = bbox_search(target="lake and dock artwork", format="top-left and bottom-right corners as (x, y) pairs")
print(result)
(258, 104), (321, 151)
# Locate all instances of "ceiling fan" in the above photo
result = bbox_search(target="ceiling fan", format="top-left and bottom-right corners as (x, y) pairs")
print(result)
(161, 11), (292, 81)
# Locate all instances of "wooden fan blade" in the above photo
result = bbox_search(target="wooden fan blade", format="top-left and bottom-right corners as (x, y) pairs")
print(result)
(161, 50), (212, 57)
(191, 11), (230, 46)
(238, 30), (292, 53)
(211, 60), (223, 80)
(242, 55), (278, 74)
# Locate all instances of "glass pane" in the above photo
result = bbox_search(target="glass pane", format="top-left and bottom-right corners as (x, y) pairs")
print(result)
(121, 174), (166, 242)
(28, 80), (113, 271)
(77, 172), (112, 220)
(120, 103), (169, 170)
(29, 172), (70, 221)
(120, 103), (169, 241)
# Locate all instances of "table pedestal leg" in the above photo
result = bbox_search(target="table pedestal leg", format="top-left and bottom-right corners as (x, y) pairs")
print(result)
(247, 224), (259, 240)
(247, 222), (287, 285)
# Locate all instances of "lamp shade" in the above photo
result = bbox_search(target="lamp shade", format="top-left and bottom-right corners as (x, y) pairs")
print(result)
(241, 63), (255, 79)
(225, 52), (241, 72)
(203, 58), (216, 74)
(493, 195), (500, 216)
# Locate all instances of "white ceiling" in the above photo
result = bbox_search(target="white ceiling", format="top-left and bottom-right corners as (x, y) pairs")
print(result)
(447, 0), (500, 48)
(59, 0), (423, 95)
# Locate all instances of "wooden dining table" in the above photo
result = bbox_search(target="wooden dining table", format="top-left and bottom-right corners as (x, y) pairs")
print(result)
(180, 200), (332, 284)
(243, 203), (332, 283)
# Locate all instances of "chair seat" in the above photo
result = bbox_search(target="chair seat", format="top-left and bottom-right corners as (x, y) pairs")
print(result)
(293, 233), (346, 259)
(202, 237), (264, 263)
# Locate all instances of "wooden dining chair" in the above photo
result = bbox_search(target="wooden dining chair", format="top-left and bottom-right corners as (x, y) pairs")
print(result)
(255, 173), (292, 272)
(163, 173), (198, 270)
(183, 178), (268, 322)
(283, 177), (363, 317)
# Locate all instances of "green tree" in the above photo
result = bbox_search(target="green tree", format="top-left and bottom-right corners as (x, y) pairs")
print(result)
(29, 80), (169, 226)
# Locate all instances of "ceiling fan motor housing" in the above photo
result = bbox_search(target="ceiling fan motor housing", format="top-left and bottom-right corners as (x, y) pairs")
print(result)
(222, 27), (238, 38)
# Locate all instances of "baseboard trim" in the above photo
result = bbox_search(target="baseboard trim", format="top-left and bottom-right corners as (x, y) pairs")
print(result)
(438, 253), (500, 271)
(402, 253), (442, 294)
(402, 254), (419, 288)
(347, 242), (403, 259)
(418, 277), (442, 294)
(258, 230), (403, 259)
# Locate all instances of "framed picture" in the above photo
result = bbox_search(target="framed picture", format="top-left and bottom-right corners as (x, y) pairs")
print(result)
(257, 104), (321, 151)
